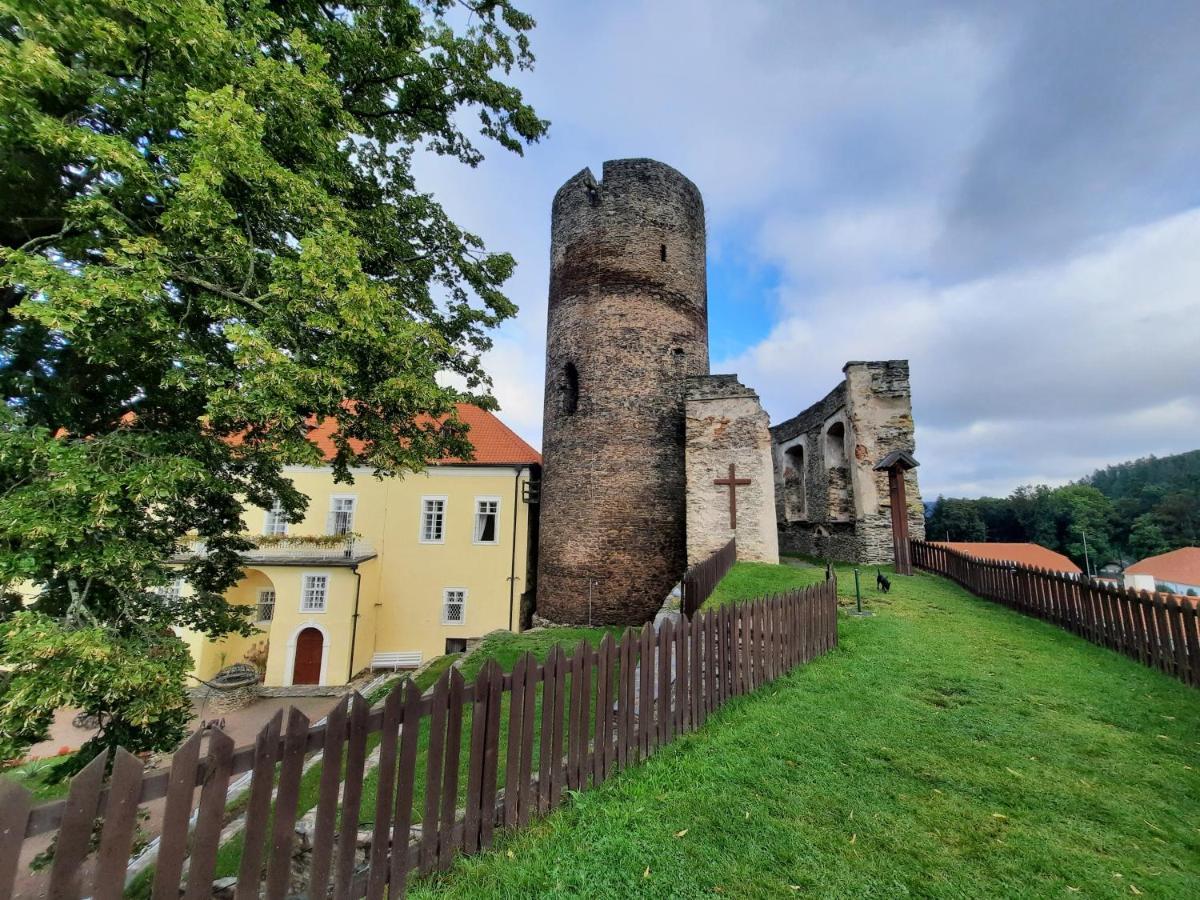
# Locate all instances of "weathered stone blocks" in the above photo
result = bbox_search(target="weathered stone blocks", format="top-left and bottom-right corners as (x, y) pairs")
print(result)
(771, 360), (924, 564)
(537, 159), (709, 625)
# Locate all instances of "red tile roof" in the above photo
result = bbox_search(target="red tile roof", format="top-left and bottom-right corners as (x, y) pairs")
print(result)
(303, 402), (540, 467)
(933, 542), (1082, 574)
(1125, 547), (1200, 587)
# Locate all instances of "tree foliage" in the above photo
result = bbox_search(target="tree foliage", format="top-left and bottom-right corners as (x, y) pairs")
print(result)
(0, 0), (546, 762)
(926, 449), (1200, 570)
(0, 613), (192, 764)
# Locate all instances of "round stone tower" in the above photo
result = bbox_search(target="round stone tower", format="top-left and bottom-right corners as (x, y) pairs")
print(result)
(537, 159), (709, 625)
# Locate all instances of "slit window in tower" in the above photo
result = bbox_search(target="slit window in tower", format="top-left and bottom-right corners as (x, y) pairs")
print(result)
(660, 243), (667, 261)
(563, 362), (579, 415)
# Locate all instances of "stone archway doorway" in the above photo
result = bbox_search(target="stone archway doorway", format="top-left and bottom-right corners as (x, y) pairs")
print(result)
(292, 627), (324, 685)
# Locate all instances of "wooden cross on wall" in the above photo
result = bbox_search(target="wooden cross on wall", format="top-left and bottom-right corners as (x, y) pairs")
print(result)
(714, 463), (751, 529)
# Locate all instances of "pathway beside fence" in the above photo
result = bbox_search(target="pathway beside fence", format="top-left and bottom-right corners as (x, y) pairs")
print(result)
(911, 539), (1200, 688)
(0, 577), (837, 900)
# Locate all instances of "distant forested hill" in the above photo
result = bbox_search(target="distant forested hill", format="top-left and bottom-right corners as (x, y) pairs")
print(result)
(925, 449), (1199, 570)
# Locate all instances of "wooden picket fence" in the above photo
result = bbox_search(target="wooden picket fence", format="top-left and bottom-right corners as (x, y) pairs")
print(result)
(911, 539), (1200, 687)
(680, 538), (737, 617)
(0, 578), (837, 900)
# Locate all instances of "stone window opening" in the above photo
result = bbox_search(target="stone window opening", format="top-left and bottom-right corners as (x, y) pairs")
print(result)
(660, 243), (667, 262)
(784, 444), (806, 522)
(562, 362), (579, 415)
(825, 421), (847, 468)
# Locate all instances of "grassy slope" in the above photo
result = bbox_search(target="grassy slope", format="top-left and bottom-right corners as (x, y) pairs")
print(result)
(408, 562), (1200, 898)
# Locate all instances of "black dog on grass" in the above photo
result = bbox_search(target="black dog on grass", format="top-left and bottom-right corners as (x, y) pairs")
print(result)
(876, 569), (891, 593)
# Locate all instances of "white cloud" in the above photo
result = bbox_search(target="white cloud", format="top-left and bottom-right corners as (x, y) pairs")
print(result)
(722, 209), (1200, 497)
(410, 1), (1200, 499)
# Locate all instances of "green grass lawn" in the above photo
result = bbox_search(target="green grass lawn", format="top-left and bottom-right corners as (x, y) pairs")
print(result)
(405, 561), (1200, 898)
(704, 557), (825, 608)
(1, 755), (75, 802)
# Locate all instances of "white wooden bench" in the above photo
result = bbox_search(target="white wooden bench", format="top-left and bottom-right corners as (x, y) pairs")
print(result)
(370, 651), (422, 670)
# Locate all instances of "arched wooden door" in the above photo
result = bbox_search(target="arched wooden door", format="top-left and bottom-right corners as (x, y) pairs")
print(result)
(292, 627), (324, 685)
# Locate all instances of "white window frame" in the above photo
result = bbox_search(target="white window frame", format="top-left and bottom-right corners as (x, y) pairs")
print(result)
(473, 496), (502, 545)
(419, 495), (448, 544)
(263, 499), (289, 536)
(300, 572), (329, 613)
(156, 577), (185, 601)
(442, 587), (467, 626)
(327, 494), (357, 536)
(256, 588), (276, 623)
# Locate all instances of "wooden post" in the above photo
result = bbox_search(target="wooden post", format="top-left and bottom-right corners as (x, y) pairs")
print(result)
(873, 450), (919, 577)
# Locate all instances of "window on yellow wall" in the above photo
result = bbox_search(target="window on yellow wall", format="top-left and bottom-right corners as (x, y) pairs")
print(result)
(301, 574), (328, 612)
(421, 497), (446, 543)
(328, 495), (356, 535)
(474, 497), (500, 544)
(257, 589), (275, 622)
(442, 588), (466, 625)
(264, 499), (288, 535)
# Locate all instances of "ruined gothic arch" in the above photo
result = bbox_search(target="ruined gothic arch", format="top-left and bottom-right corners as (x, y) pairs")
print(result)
(780, 438), (807, 522)
(824, 419), (848, 468)
(823, 417), (854, 522)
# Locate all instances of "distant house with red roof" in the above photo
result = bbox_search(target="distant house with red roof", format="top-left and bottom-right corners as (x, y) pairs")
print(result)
(932, 542), (1082, 575)
(1124, 548), (1200, 596)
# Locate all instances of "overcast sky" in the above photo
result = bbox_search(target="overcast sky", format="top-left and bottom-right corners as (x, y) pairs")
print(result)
(417, 0), (1200, 499)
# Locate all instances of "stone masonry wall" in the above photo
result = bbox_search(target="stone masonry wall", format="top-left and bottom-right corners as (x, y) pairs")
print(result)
(685, 375), (779, 566)
(771, 360), (923, 564)
(843, 361), (925, 561)
(537, 159), (709, 625)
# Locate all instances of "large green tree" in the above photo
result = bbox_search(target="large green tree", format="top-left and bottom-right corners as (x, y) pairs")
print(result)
(0, 0), (546, 765)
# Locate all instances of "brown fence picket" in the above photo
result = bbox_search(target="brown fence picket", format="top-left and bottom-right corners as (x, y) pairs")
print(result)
(307, 694), (348, 900)
(548, 646), (568, 810)
(565, 645), (581, 792)
(48, 752), (106, 900)
(236, 710), (282, 900)
(700, 609), (710, 724)
(517, 653), (538, 828)
(366, 684), (403, 900)
(478, 660), (503, 850)
(594, 633), (613, 783)
(390, 681), (423, 895)
(690, 609), (703, 728)
(639, 623), (654, 759)
(503, 654), (527, 828)
(183, 728), (234, 900)
(152, 728), (202, 900)
(537, 651), (557, 815)
(662, 619), (672, 748)
(463, 667), (492, 854)
(1183, 599), (1200, 686)
(264, 708), (310, 900)
(91, 749), (143, 900)
(679, 615), (692, 735)
(331, 694), (369, 900)
(0, 780), (31, 900)
(437, 669), (466, 871)
(572, 640), (592, 790)
(420, 673), (450, 874)
(616, 631), (631, 770)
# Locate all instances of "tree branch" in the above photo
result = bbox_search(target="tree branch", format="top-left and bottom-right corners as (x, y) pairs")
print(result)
(171, 273), (269, 316)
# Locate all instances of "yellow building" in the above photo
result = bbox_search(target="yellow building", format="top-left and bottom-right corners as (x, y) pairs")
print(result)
(178, 404), (541, 687)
